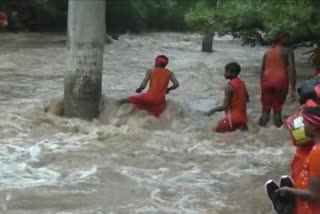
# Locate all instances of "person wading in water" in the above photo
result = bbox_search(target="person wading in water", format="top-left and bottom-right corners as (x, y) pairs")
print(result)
(206, 62), (249, 133)
(259, 32), (297, 127)
(118, 55), (179, 117)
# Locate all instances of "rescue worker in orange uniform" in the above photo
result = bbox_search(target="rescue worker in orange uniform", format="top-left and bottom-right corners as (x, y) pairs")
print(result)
(277, 107), (320, 214)
(119, 55), (179, 117)
(259, 32), (297, 127)
(206, 62), (249, 133)
(287, 85), (320, 184)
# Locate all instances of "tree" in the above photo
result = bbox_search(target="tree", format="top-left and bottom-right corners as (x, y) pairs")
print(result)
(201, 0), (217, 53)
(186, 0), (320, 46)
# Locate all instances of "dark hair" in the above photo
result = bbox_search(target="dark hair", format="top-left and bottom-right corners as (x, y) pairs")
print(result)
(225, 62), (241, 76)
(272, 32), (290, 43)
(304, 107), (320, 117)
(316, 65), (320, 71)
(158, 55), (168, 61)
(155, 55), (169, 68)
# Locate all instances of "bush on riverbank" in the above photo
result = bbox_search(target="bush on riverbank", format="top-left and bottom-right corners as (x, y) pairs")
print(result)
(0, 0), (319, 45)
(185, 0), (320, 46)
(0, 0), (196, 33)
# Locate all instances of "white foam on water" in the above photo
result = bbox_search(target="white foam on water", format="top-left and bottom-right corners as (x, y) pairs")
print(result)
(62, 166), (98, 185)
(0, 32), (304, 213)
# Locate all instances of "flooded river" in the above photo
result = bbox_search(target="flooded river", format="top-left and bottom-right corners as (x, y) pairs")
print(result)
(0, 33), (312, 213)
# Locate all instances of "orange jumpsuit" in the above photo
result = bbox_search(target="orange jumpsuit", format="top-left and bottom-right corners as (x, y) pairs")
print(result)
(295, 144), (320, 214)
(215, 78), (248, 132)
(261, 45), (289, 112)
(129, 68), (170, 117)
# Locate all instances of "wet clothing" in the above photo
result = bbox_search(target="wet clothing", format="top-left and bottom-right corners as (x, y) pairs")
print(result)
(215, 78), (248, 133)
(261, 45), (289, 112)
(295, 144), (320, 214)
(215, 118), (248, 133)
(129, 68), (170, 117)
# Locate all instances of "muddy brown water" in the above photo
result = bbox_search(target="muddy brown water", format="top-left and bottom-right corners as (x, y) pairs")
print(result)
(0, 32), (314, 214)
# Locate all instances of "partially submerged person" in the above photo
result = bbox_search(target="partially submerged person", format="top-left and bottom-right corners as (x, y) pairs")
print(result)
(118, 55), (179, 117)
(276, 107), (320, 214)
(206, 62), (249, 133)
(259, 32), (297, 127)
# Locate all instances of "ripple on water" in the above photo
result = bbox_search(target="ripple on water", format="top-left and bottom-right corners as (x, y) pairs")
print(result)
(0, 32), (307, 213)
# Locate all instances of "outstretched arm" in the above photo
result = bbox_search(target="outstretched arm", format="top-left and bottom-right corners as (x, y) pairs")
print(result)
(278, 187), (314, 201)
(277, 150), (320, 202)
(277, 176), (320, 202)
(166, 72), (179, 94)
(206, 84), (233, 116)
(136, 69), (152, 93)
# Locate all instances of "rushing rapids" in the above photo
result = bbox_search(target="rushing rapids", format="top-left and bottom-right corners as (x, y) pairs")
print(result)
(0, 32), (312, 213)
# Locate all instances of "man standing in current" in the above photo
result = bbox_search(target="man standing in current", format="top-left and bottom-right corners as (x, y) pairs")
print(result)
(259, 32), (297, 127)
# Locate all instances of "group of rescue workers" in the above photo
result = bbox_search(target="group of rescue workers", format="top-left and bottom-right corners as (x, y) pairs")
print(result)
(116, 32), (320, 213)
(1, 9), (319, 210)
(263, 35), (320, 214)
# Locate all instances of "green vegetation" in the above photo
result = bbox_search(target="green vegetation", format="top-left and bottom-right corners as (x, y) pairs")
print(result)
(106, 0), (196, 33)
(185, 0), (320, 46)
(0, 0), (196, 32)
(0, 0), (318, 46)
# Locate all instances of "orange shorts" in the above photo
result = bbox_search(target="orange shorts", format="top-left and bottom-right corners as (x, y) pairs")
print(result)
(215, 118), (248, 133)
(128, 93), (165, 117)
(261, 84), (288, 112)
